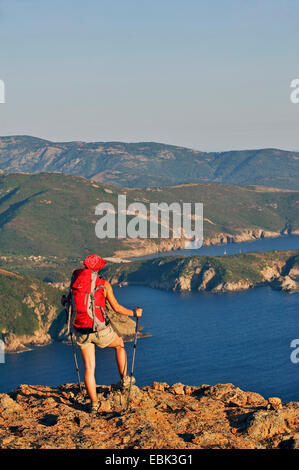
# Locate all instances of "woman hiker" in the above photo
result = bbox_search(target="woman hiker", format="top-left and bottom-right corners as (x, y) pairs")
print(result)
(63, 254), (143, 413)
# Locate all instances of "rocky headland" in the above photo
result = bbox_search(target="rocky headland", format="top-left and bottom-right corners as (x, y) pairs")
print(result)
(0, 382), (298, 449)
(104, 250), (299, 295)
(0, 268), (145, 353)
(1, 250), (298, 353)
(2, 304), (144, 354)
(114, 229), (291, 259)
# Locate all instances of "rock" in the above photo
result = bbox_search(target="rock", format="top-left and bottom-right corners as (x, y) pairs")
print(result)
(152, 382), (169, 392)
(203, 383), (268, 408)
(98, 400), (111, 412)
(289, 266), (299, 280)
(0, 382), (298, 449)
(2, 331), (53, 353)
(0, 394), (23, 416)
(169, 383), (185, 395)
(220, 280), (252, 292)
(174, 276), (191, 291)
(197, 267), (217, 291)
(184, 385), (195, 395)
(267, 397), (283, 410)
(271, 275), (299, 293)
(41, 397), (58, 408)
(245, 409), (288, 440)
(245, 391), (268, 407)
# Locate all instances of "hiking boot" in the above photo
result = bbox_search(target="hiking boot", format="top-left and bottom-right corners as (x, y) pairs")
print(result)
(115, 375), (136, 390)
(89, 401), (100, 415)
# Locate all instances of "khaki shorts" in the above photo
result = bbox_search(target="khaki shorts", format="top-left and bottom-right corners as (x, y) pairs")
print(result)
(74, 324), (116, 350)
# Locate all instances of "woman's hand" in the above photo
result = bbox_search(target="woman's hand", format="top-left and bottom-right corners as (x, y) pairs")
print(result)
(134, 307), (143, 317)
(105, 280), (143, 318)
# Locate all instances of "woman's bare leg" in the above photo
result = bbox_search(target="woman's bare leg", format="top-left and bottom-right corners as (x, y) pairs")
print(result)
(107, 334), (127, 379)
(80, 343), (98, 404)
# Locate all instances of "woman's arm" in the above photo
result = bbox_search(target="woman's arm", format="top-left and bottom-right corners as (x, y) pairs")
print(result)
(104, 280), (143, 317)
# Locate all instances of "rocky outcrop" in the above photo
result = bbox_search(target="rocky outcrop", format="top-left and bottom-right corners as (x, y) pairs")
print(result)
(212, 280), (254, 292)
(3, 304), (146, 354)
(0, 265), (148, 353)
(0, 382), (298, 449)
(105, 250), (299, 295)
(1, 276), (61, 353)
(201, 229), (281, 247)
(270, 276), (299, 293)
(2, 332), (52, 353)
(289, 266), (299, 279)
(114, 237), (188, 259)
(114, 229), (283, 259)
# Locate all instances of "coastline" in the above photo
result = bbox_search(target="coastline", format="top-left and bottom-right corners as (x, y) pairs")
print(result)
(2, 240), (298, 354)
(104, 249), (299, 294)
(2, 307), (150, 354)
(113, 229), (299, 261)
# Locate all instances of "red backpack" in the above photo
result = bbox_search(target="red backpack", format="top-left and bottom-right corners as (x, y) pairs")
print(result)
(68, 268), (109, 331)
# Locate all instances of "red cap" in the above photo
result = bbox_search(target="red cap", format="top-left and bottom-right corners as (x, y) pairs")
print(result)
(83, 254), (106, 271)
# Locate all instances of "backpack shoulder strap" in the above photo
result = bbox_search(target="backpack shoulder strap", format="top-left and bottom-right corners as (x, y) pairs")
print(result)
(94, 276), (110, 326)
(67, 270), (82, 335)
(94, 276), (108, 294)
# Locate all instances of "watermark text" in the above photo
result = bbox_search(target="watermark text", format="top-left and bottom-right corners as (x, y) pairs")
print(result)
(290, 339), (299, 364)
(0, 340), (5, 363)
(0, 79), (5, 103)
(290, 79), (299, 104)
(95, 195), (203, 249)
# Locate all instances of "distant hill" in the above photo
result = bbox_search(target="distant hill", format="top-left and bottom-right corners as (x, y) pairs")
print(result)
(0, 173), (298, 264)
(0, 135), (299, 189)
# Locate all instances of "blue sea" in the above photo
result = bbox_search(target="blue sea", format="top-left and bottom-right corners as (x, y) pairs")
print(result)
(0, 236), (298, 402)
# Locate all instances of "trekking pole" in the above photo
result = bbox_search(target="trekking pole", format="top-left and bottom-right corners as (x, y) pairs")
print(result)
(64, 300), (83, 395)
(126, 316), (140, 410)
(70, 331), (84, 395)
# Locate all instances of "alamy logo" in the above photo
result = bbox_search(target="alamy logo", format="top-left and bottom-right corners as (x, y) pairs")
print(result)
(0, 79), (5, 103)
(0, 340), (5, 363)
(290, 339), (299, 364)
(95, 195), (203, 249)
(290, 79), (299, 104)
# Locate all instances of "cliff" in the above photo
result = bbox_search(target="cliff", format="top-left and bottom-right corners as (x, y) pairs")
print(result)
(103, 250), (299, 294)
(113, 228), (286, 259)
(0, 382), (298, 449)
(0, 268), (60, 352)
(0, 269), (144, 353)
(3, 307), (141, 354)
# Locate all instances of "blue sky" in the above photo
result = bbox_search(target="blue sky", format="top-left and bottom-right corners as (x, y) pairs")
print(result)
(0, 0), (299, 151)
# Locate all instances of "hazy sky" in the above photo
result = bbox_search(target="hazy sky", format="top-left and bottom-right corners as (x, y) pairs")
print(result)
(0, 0), (299, 151)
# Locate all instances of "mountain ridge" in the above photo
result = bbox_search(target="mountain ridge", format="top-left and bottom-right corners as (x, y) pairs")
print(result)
(0, 135), (299, 189)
